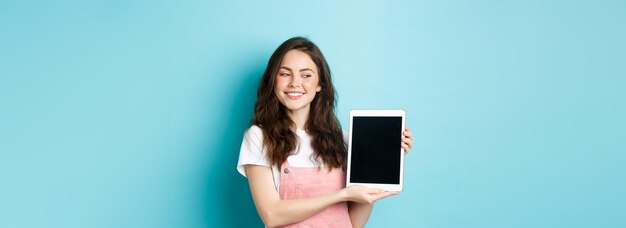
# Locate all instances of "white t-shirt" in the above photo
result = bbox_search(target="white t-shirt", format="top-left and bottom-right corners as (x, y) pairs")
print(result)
(236, 125), (347, 191)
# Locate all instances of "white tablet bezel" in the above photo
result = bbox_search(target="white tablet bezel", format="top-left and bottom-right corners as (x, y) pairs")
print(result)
(346, 109), (405, 192)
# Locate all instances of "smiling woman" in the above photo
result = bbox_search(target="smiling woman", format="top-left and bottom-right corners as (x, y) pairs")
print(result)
(236, 37), (413, 227)
(274, 50), (322, 122)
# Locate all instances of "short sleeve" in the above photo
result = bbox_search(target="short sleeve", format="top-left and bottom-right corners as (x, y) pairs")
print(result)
(237, 125), (270, 177)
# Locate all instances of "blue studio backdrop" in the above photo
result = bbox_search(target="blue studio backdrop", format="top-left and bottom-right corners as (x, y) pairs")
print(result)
(1, 0), (625, 227)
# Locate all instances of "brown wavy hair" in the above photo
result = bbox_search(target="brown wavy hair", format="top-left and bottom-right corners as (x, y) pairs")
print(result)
(250, 37), (346, 168)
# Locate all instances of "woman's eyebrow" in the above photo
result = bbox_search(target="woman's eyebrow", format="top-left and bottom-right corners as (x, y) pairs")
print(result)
(280, 66), (315, 73)
(299, 68), (314, 72)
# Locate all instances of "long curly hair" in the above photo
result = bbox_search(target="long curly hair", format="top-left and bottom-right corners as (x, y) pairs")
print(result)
(251, 37), (346, 168)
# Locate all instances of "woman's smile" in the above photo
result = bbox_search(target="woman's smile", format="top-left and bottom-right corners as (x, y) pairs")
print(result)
(285, 91), (305, 100)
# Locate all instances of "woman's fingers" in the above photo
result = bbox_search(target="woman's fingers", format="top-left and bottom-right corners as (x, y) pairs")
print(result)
(404, 128), (412, 138)
(370, 191), (399, 202)
(402, 138), (412, 147)
(401, 127), (413, 154)
(347, 186), (399, 204)
(403, 136), (413, 147)
(363, 188), (383, 195)
(402, 143), (410, 154)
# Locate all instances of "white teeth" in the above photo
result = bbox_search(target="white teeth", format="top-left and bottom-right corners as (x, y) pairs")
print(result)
(287, 93), (303, 96)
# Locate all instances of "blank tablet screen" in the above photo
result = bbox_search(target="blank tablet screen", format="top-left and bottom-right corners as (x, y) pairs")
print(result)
(350, 116), (402, 184)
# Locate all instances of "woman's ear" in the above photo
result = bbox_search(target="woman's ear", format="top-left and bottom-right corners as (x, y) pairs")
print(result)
(316, 85), (321, 92)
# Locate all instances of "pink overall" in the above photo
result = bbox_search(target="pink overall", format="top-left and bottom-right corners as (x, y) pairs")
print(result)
(278, 160), (353, 228)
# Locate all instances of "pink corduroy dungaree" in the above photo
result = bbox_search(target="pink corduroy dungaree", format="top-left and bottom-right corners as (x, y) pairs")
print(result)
(277, 160), (353, 228)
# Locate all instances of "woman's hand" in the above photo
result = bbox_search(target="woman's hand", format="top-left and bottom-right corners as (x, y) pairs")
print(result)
(402, 127), (413, 155)
(342, 185), (398, 205)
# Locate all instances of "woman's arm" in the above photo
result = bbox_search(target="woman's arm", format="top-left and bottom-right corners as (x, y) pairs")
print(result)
(348, 201), (373, 228)
(246, 165), (396, 227)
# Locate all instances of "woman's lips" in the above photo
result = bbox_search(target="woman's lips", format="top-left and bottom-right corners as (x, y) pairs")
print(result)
(285, 92), (304, 100)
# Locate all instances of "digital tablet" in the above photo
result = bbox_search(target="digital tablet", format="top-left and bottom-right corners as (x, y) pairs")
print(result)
(346, 110), (405, 191)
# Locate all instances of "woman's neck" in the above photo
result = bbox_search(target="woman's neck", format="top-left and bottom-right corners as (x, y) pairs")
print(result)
(287, 107), (310, 130)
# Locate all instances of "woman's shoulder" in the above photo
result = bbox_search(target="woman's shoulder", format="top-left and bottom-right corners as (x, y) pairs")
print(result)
(244, 125), (264, 140)
(247, 124), (262, 133)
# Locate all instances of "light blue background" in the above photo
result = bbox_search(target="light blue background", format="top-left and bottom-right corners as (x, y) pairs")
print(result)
(1, 0), (624, 227)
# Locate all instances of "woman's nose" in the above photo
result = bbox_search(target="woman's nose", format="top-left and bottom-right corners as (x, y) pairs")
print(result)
(288, 76), (301, 87)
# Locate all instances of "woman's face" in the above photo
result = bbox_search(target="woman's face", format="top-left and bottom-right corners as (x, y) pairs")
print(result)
(274, 49), (322, 115)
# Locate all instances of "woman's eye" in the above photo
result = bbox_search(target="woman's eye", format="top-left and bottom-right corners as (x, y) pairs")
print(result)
(303, 74), (312, 78)
(279, 73), (290, 77)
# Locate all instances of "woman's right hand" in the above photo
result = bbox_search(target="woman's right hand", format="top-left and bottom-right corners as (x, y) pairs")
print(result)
(342, 185), (399, 205)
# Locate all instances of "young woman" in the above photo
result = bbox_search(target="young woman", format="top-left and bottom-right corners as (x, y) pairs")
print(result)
(236, 37), (413, 227)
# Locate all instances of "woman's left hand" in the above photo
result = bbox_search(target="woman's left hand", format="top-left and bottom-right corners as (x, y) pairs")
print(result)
(401, 127), (413, 155)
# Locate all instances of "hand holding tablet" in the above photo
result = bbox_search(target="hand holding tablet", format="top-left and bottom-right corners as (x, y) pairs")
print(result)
(346, 110), (406, 192)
